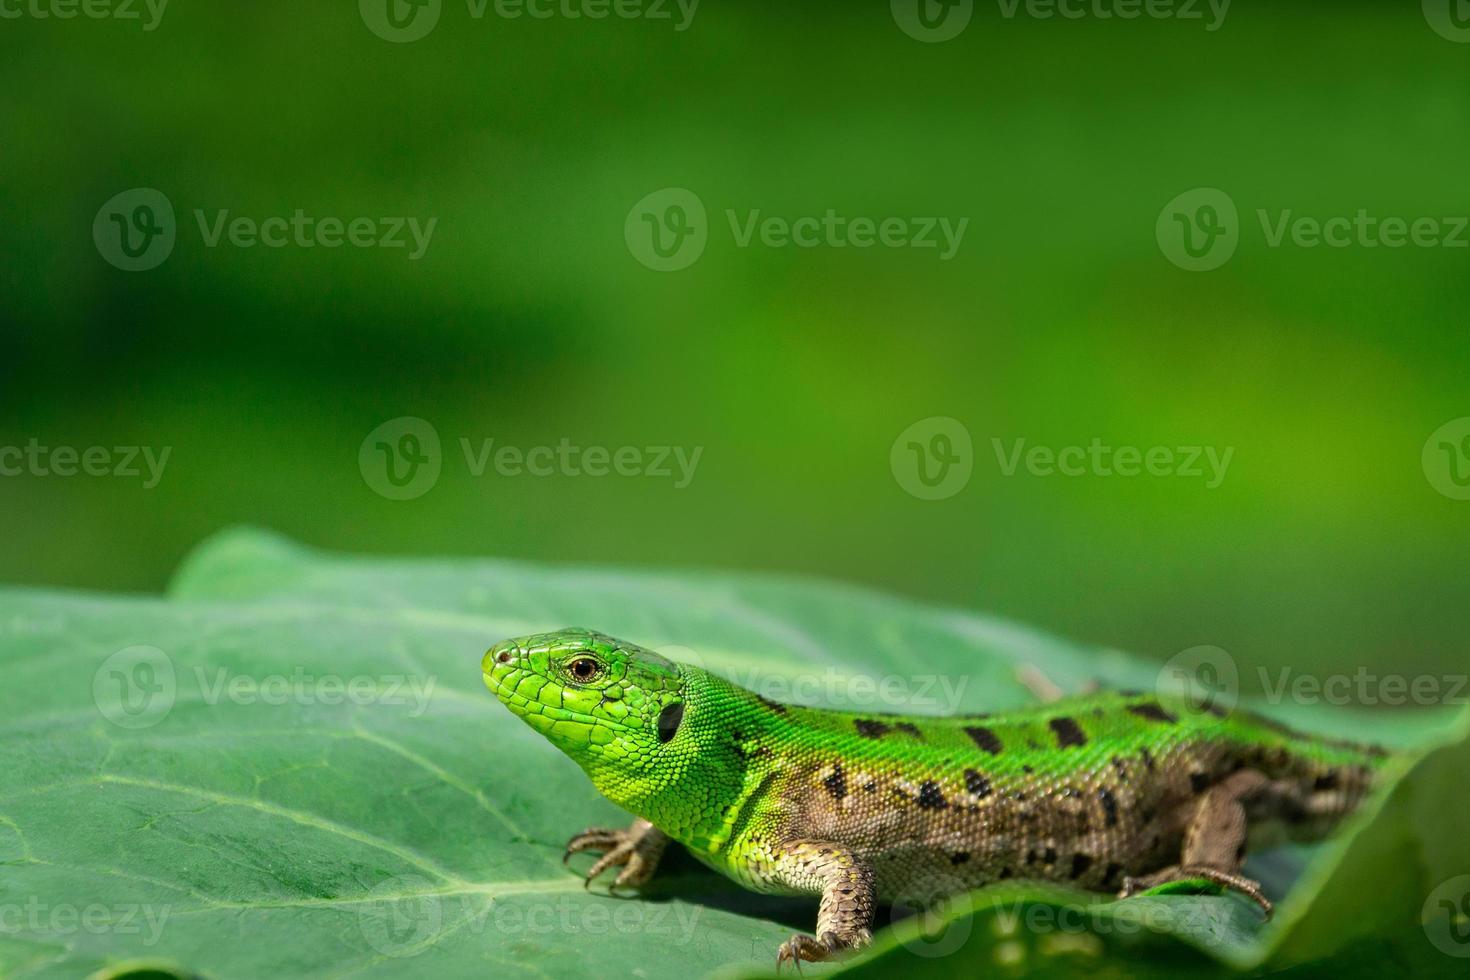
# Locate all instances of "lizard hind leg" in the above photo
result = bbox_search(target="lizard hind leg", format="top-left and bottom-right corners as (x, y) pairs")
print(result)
(771, 840), (876, 971)
(1119, 768), (1274, 918)
(563, 818), (670, 890)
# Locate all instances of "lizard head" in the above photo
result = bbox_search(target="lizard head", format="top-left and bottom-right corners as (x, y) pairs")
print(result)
(482, 628), (688, 789)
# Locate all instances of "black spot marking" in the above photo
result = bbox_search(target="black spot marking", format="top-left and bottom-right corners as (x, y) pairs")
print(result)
(1102, 862), (1124, 888)
(1111, 756), (1130, 783)
(963, 768), (992, 798)
(1070, 854), (1093, 879)
(824, 762), (847, 802)
(854, 719), (890, 739)
(1049, 716), (1088, 748)
(896, 722), (924, 739)
(758, 695), (787, 714)
(917, 780), (947, 809)
(1314, 770), (1340, 792)
(657, 702), (685, 743)
(1236, 842), (1246, 862)
(1097, 787), (1119, 827)
(950, 851), (970, 866)
(1128, 703), (1177, 724)
(964, 726), (1004, 755)
(863, 781), (877, 793)
(1042, 847), (1058, 865)
(998, 867), (1013, 879)
(1190, 772), (1210, 794)
(1022, 765), (1035, 775)
(1025, 849), (1039, 865)
(1139, 747), (1155, 771)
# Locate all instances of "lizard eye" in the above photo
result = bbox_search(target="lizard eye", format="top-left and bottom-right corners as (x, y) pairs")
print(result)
(567, 657), (603, 683)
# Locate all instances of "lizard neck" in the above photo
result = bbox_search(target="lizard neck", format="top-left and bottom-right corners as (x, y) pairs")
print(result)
(587, 668), (777, 853)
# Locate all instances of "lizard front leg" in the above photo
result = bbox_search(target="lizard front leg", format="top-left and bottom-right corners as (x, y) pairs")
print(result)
(563, 817), (669, 889)
(771, 840), (876, 970)
(1119, 768), (1273, 917)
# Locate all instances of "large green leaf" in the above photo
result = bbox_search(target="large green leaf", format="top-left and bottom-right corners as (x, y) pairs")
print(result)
(1, 528), (1465, 979)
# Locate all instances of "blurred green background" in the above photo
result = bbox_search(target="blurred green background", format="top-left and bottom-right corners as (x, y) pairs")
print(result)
(2, 1), (1466, 687)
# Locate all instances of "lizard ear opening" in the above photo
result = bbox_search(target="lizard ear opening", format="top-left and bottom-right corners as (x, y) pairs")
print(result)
(657, 702), (685, 743)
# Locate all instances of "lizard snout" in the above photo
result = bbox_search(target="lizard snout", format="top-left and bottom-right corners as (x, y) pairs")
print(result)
(483, 641), (523, 675)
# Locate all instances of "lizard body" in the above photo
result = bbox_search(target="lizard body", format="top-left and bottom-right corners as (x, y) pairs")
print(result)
(482, 628), (1388, 966)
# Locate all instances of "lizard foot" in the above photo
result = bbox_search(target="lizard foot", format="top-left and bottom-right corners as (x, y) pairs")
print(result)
(776, 930), (866, 972)
(1119, 865), (1273, 919)
(562, 818), (669, 890)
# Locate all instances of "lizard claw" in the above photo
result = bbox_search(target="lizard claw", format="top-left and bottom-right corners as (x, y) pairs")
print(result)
(776, 932), (854, 972)
(561, 820), (668, 890)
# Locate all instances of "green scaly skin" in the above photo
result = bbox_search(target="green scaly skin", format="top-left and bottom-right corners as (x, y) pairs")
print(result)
(482, 628), (1389, 967)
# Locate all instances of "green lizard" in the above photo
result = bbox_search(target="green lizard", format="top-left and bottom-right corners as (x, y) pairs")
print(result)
(482, 628), (1388, 968)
